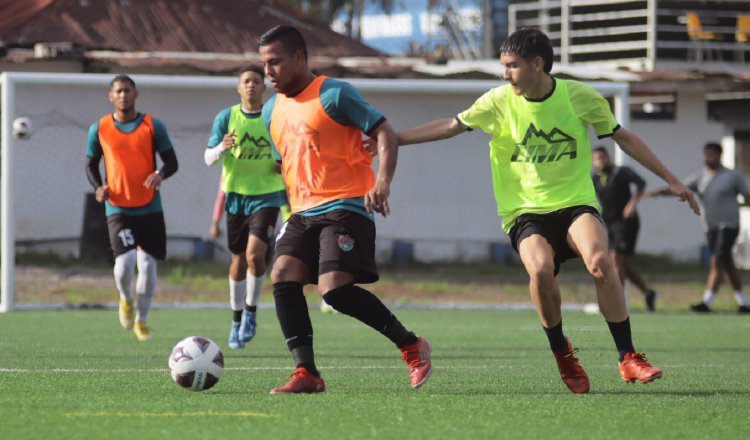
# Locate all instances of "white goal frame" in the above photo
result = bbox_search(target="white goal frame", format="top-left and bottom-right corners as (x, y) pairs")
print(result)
(0, 71), (629, 312)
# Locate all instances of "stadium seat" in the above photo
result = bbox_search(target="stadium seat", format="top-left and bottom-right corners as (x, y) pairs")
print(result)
(736, 15), (750, 62)
(685, 12), (721, 62)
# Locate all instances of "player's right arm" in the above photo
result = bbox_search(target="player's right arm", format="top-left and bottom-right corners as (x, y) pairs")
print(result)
(622, 167), (647, 218)
(209, 179), (226, 240)
(204, 108), (235, 166)
(398, 88), (501, 146)
(84, 121), (109, 203)
(397, 118), (466, 146)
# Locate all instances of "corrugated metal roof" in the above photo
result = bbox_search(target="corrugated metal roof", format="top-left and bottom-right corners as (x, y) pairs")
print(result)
(0, 0), (381, 58)
(0, 0), (54, 33)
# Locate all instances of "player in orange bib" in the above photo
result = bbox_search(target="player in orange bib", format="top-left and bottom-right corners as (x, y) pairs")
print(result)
(259, 25), (431, 394)
(85, 75), (178, 342)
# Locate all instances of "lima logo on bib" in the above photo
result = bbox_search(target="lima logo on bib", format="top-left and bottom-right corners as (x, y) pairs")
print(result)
(234, 133), (273, 160)
(511, 124), (577, 163)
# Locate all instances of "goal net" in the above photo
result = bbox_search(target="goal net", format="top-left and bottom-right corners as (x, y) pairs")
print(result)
(0, 72), (629, 312)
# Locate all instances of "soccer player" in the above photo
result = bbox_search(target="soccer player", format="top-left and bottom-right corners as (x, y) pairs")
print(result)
(205, 65), (287, 349)
(85, 74), (179, 341)
(651, 142), (750, 314)
(259, 25), (431, 394)
(396, 28), (699, 393)
(591, 146), (658, 312)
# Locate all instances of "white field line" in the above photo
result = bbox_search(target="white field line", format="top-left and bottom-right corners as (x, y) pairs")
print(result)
(1, 364), (747, 374)
(12, 302), (556, 312)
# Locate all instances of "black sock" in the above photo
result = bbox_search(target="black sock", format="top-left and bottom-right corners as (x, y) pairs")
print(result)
(323, 283), (418, 348)
(607, 317), (635, 361)
(543, 321), (568, 353)
(273, 281), (317, 372)
(245, 304), (257, 313)
(232, 310), (242, 323)
(291, 346), (319, 377)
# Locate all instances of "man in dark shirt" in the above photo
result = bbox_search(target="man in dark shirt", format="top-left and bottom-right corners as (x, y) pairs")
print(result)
(592, 147), (657, 312)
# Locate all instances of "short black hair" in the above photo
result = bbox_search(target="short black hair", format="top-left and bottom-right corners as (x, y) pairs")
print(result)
(499, 28), (554, 73)
(592, 146), (609, 155)
(239, 64), (264, 80)
(258, 25), (308, 60)
(704, 142), (723, 155)
(110, 74), (136, 89)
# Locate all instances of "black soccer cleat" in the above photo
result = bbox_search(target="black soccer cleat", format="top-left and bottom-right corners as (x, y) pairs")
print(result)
(690, 302), (711, 313)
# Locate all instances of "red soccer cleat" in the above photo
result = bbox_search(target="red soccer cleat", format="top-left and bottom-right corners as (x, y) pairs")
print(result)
(400, 336), (432, 388)
(269, 367), (326, 395)
(619, 352), (663, 384)
(553, 339), (590, 394)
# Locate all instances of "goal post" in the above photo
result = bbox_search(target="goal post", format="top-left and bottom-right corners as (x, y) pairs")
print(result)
(0, 71), (629, 312)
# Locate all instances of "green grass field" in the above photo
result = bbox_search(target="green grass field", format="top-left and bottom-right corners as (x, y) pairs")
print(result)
(1, 308), (748, 439)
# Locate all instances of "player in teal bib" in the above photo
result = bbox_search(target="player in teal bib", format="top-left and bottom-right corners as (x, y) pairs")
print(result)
(397, 29), (700, 393)
(205, 65), (287, 350)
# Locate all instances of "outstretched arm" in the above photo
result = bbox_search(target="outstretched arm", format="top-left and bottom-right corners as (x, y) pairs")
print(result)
(365, 120), (398, 217)
(613, 128), (700, 215)
(397, 117), (467, 146)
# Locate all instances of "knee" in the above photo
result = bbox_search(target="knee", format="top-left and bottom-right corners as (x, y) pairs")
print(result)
(712, 255), (729, 268)
(231, 253), (247, 268)
(270, 263), (285, 284)
(585, 251), (613, 281)
(270, 260), (296, 284)
(525, 259), (555, 283)
(246, 252), (266, 276)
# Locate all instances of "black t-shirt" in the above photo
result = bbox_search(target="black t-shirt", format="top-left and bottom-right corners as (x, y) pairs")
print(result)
(591, 165), (646, 223)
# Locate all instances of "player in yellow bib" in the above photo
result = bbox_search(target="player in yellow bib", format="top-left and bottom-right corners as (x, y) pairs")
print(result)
(205, 65), (287, 349)
(397, 29), (700, 393)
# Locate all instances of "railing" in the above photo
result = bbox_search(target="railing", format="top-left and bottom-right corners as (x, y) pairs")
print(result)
(508, 0), (750, 68)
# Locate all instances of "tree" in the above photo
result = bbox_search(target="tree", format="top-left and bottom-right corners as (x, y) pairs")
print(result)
(283, 0), (398, 39)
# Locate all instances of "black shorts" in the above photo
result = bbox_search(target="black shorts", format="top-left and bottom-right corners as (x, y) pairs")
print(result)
(226, 207), (280, 254)
(107, 212), (166, 260)
(706, 227), (739, 261)
(509, 205), (601, 276)
(274, 210), (378, 284)
(606, 216), (640, 255)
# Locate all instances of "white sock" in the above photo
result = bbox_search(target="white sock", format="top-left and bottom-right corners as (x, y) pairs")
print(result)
(113, 250), (137, 302)
(734, 291), (750, 306)
(703, 290), (716, 307)
(246, 271), (264, 308)
(229, 277), (246, 312)
(135, 250), (157, 322)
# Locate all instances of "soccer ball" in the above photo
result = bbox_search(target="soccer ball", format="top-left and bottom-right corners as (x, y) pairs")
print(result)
(582, 302), (600, 315)
(168, 336), (224, 391)
(12, 117), (32, 140)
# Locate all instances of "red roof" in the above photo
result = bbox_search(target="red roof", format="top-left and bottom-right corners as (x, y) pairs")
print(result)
(0, 0), (381, 58)
(0, 0), (54, 32)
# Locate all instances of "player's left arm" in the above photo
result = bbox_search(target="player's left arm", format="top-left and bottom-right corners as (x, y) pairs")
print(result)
(366, 121), (398, 217)
(613, 128), (699, 215)
(326, 79), (397, 216)
(572, 81), (698, 214)
(145, 118), (179, 190)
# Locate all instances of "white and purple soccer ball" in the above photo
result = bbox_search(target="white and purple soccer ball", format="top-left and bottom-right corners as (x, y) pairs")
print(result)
(168, 336), (224, 391)
(12, 117), (32, 140)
